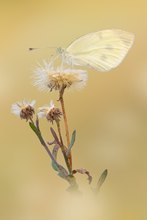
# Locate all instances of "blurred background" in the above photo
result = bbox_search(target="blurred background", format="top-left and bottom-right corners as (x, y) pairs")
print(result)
(0, 0), (147, 219)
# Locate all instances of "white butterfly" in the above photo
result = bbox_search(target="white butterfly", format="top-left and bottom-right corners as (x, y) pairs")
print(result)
(56, 29), (134, 72)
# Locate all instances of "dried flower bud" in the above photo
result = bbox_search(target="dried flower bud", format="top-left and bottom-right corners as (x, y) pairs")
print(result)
(20, 105), (35, 121)
(46, 107), (62, 123)
(11, 100), (36, 121)
(38, 100), (62, 123)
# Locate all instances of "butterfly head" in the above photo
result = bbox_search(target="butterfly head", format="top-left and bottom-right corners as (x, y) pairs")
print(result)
(56, 47), (65, 55)
(56, 47), (69, 63)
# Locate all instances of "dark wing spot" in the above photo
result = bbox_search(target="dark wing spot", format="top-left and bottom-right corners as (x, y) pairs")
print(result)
(100, 54), (107, 61)
(106, 44), (114, 50)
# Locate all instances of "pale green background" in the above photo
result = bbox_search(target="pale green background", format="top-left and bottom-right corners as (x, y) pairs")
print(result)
(0, 0), (147, 219)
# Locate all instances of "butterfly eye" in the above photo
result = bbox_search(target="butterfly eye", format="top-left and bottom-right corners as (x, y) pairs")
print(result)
(57, 47), (64, 54)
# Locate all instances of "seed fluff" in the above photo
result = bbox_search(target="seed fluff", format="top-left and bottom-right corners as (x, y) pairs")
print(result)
(33, 61), (88, 92)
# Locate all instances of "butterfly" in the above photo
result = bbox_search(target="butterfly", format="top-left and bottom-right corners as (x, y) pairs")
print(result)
(56, 29), (135, 72)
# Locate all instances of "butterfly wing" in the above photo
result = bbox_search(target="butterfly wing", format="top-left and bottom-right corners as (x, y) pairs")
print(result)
(65, 29), (134, 71)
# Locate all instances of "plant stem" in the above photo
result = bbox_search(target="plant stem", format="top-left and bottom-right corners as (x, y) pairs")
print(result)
(59, 88), (72, 169)
(29, 122), (60, 169)
(56, 120), (64, 146)
(30, 122), (79, 189)
(56, 120), (72, 175)
(59, 90), (70, 146)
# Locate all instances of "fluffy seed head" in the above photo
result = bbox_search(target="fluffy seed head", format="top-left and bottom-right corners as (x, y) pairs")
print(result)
(33, 61), (88, 92)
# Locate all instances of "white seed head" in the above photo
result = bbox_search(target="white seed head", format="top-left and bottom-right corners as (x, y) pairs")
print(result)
(33, 61), (88, 92)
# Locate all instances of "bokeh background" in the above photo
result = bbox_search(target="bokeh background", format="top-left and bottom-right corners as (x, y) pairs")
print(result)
(1, 0), (147, 219)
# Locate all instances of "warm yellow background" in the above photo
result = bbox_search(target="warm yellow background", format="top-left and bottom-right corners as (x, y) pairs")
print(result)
(1, 0), (147, 219)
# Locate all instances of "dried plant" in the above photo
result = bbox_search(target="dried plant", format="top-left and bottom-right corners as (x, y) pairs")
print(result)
(11, 60), (108, 192)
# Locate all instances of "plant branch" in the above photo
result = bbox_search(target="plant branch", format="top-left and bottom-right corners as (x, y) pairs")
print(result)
(29, 121), (79, 190)
(59, 87), (72, 169)
(56, 120), (72, 175)
(59, 87), (70, 146)
(29, 121), (59, 169)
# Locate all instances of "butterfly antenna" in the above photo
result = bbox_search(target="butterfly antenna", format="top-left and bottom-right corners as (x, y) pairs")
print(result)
(29, 47), (39, 51)
(29, 46), (57, 51)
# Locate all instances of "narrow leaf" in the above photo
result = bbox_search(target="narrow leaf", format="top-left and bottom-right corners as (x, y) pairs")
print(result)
(29, 122), (38, 133)
(29, 122), (43, 142)
(52, 145), (60, 159)
(97, 169), (108, 190)
(52, 161), (59, 171)
(66, 130), (76, 157)
(35, 116), (40, 130)
(51, 145), (60, 172)
(58, 165), (69, 179)
(29, 122), (40, 138)
(50, 127), (60, 146)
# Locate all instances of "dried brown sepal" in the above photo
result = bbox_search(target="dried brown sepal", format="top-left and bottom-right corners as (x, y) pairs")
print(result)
(20, 105), (35, 121)
(47, 140), (56, 145)
(46, 108), (62, 123)
(72, 168), (92, 184)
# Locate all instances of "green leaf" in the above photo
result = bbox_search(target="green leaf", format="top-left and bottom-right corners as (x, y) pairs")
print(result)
(52, 161), (59, 172)
(29, 122), (42, 141)
(29, 122), (38, 133)
(50, 127), (60, 146)
(52, 145), (60, 159)
(66, 130), (76, 157)
(97, 169), (108, 190)
(51, 145), (60, 172)
(58, 165), (68, 179)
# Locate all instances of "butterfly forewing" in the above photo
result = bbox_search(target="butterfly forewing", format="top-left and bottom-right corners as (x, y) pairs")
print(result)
(65, 29), (134, 71)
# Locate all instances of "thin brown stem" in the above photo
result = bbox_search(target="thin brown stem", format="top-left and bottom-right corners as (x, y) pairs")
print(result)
(56, 120), (64, 146)
(60, 96), (70, 146)
(56, 120), (72, 174)
(59, 88), (72, 169)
